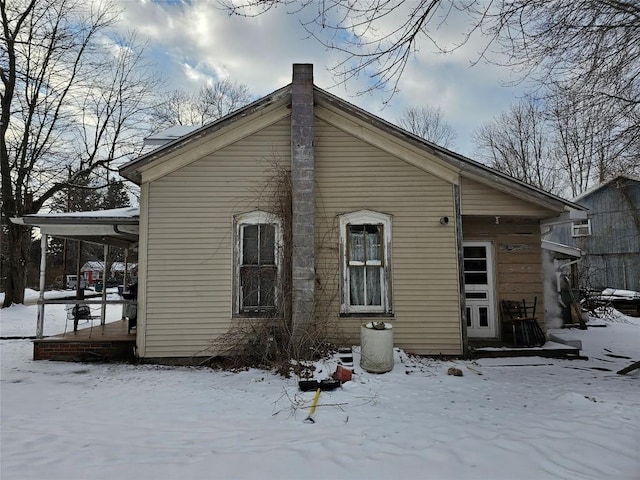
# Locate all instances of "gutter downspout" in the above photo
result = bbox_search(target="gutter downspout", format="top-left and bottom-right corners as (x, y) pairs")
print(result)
(453, 184), (468, 355)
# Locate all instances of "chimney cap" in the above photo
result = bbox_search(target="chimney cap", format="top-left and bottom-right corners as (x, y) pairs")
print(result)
(293, 63), (313, 81)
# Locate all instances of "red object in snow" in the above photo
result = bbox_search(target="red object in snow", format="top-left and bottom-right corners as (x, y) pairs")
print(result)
(334, 365), (352, 383)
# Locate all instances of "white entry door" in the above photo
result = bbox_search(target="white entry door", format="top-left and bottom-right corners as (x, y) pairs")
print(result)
(463, 242), (496, 338)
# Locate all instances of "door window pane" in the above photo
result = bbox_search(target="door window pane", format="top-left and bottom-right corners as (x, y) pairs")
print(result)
(463, 259), (487, 271)
(465, 272), (488, 284)
(464, 246), (486, 258)
(479, 307), (489, 327)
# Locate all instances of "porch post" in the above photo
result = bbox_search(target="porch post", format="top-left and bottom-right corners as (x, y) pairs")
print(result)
(36, 234), (47, 339)
(101, 244), (108, 326)
(122, 248), (129, 319)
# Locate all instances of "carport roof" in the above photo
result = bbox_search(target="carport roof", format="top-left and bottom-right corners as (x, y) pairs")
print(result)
(11, 207), (139, 248)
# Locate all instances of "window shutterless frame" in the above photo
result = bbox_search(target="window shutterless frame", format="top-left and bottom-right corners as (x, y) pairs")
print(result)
(339, 210), (392, 314)
(233, 211), (282, 316)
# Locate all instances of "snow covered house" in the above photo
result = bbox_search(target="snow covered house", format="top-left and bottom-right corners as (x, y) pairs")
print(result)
(81, 261), (138, 286)
(111, 64), (585, 362)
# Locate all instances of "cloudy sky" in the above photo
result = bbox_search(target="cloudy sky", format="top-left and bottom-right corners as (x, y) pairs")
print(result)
(115, 1), (528, 156)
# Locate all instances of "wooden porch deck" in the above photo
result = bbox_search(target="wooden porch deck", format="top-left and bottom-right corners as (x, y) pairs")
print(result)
(47, 318), (135, 340)
(33, 319), (136, 362)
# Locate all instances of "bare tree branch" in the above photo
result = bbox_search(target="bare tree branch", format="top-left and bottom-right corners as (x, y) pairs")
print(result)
(397, 105), (457, 148)
(1, 0), (159, 306)
(150, 78), (252, 133)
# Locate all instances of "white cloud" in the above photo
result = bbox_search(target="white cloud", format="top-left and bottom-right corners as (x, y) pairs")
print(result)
(114, 0), (528, 156)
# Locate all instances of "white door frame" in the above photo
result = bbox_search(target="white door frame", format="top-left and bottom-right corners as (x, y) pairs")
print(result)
(463, 241), (497, 338)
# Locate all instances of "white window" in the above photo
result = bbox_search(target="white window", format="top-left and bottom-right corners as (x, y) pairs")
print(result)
(234, 211), (281, 315)
(339, 210), (392, 314)
(571, 219), (591, 237)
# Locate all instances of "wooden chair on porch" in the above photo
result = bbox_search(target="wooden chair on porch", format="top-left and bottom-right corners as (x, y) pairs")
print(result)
(501, 297), (546, 347)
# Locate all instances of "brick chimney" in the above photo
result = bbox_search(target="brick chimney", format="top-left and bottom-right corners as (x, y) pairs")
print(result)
(290, 64), (315, 345)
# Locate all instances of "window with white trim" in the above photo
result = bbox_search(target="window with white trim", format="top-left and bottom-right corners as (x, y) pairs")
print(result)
(339, 210), (392, 314)
(235, 211), (281, 315)
(571, 219), (591, 237)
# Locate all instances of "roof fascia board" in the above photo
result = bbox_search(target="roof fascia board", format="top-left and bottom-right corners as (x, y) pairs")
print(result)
(35, 224), (139, 237)
(139, 104), (291, 184)
(315, 104), (460, 185)
(23, 216), (138, 226)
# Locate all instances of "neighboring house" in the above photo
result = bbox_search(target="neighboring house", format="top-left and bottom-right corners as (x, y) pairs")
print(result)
(113, 64), (584, 362)
(548, 175), (640, 291)
(81, 261), (138, 285)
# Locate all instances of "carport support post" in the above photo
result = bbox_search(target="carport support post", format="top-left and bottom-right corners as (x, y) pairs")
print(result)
(36, 234), (47, 339)
(101, 244), (108, 326)
(122, 248), (128, 319)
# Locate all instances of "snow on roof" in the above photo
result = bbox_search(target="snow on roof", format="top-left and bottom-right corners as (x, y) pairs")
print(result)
(81, 261), (138, 272)
(12, 208), (140, 248)
(31, 207), (139, 219)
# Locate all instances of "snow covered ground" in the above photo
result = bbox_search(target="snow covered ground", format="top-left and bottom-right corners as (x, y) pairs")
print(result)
(1, 290), (639, 480)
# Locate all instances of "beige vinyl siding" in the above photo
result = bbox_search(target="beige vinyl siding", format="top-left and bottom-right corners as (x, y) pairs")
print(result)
(461, 177), (556, 217)
(141, 117), (291, 358)
(463, 217), (546, 339)
(314, 119), (462, 355)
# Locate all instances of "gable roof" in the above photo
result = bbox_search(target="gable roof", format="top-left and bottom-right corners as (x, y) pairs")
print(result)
(572, 174), (640, 203)
(120, 66), (583, 214)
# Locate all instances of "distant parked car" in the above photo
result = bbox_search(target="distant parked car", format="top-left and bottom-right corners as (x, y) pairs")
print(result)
(66, 275), (87, 290)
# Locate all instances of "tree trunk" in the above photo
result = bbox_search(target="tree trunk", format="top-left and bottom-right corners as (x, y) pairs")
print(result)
(2, 221), (30, 307)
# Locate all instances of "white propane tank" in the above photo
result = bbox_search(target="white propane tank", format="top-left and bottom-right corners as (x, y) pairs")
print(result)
(360, 321), (394, 373)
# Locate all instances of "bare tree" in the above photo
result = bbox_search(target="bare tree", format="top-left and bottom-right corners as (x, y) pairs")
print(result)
(473, 97), (562, 194)
(485, 1), (639, 111)
(397, 106), (456, 148)
(225, 1), (638, 102)
(547, 86), (630, 198)
(150, 79), (252, 132)
(482, 1), (640, 181)
(1, 0), (158, 307)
